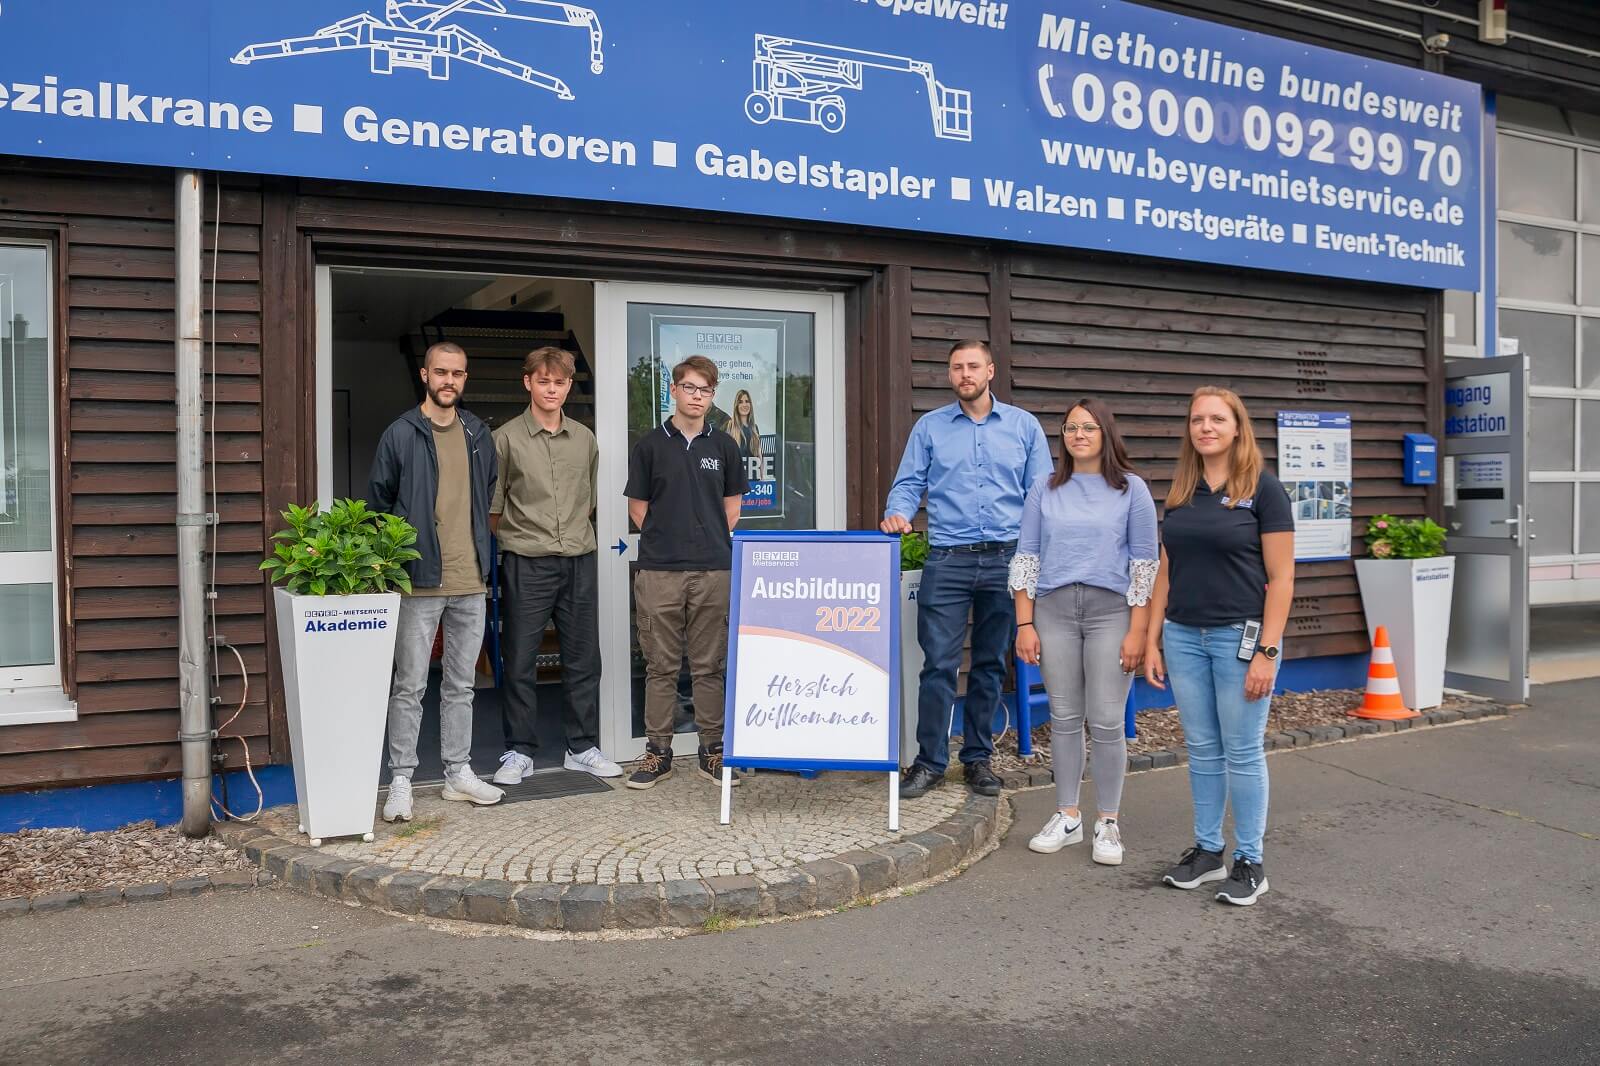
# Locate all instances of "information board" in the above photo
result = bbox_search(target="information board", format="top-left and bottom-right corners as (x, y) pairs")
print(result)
(723, 531), (900, 772)
(1278, 411), (1352, 562)
(0, 1), (1482, 289)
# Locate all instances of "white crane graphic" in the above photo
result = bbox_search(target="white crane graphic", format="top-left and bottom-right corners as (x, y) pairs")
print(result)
(743, 35), (972, 141)
(231, 1), (604, 100)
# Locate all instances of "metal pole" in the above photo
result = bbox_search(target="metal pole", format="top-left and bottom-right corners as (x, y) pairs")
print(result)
(176, 170), (212, 838)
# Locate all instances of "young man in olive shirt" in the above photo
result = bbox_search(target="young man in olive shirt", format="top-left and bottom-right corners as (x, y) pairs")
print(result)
(367, 341), (504, 821)
(490, 346), (622, 783)
(623, 355), (748, 789)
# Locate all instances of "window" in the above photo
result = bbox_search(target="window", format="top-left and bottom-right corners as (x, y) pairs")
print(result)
(0, 241), (71, 724)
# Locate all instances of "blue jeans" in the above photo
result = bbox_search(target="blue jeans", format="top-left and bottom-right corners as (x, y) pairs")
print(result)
(1162, 621), (1279, 863)
(914, 546), (1015, 774)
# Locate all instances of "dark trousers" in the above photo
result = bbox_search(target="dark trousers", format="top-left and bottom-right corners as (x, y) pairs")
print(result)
(914, 546), (1016, 774)
(500, 551), (600, 756)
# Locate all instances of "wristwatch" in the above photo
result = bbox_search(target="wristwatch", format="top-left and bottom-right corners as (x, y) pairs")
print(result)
(1257, 644), (1281, 661)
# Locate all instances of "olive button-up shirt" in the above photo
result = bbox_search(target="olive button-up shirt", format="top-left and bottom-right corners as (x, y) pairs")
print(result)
(491, 410), (598, 558)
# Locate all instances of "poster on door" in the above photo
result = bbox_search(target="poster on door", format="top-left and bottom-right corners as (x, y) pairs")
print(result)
(652, 314), (786, 516)
(723, 532), (900, 771)
(1278, 411), (1353, 562)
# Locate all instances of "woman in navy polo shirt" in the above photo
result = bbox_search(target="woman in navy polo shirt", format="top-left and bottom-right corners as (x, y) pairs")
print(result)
(1145, 386), (1295, 906)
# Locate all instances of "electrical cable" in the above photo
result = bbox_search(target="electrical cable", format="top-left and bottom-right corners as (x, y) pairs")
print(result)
(210, 641), (263, 822)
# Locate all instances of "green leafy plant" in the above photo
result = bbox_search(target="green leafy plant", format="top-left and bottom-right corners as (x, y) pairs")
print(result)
(260, 499), (421, 596)
(899, 530), (929, 572)
(1364, 513), (1447, 560)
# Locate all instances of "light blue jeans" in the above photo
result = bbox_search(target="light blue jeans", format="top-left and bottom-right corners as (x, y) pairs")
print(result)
(1162, 621), (1279, 864)
(386, 593), (486, 779)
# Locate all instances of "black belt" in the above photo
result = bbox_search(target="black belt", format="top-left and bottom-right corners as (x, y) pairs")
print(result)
(943, 540), (1017, 553)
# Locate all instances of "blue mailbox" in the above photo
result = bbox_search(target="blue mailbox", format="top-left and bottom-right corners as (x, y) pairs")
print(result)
(1404, 433), (1438, 485)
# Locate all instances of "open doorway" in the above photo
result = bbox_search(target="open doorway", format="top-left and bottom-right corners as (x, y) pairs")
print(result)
(322, 266), (596, 783)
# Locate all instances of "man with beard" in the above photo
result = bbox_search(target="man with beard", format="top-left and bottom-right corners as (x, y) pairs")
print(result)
(368, 340), (504, 821)
(881, 339), (1052, 799)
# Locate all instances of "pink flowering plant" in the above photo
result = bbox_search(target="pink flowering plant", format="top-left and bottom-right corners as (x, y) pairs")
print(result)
(1363, 513), (1447, 560)
(260, 499), (421, 596)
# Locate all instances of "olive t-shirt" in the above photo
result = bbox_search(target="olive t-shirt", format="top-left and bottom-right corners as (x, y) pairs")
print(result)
(1159, 470), (1294, 627)
(409, 418), (485, 597)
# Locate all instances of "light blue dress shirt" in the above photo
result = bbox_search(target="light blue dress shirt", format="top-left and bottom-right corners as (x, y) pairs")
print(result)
(884, 400), (1053, 546)
(1012, 473), (1160, 602)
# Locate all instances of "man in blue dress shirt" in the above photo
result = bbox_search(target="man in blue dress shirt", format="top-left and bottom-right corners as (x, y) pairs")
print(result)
(881, 340), (1053, 798)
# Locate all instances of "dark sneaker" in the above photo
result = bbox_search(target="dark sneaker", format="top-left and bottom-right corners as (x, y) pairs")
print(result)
(1161, 846), (1227, 889)
(697, 742), (740, 787)
(899, 764), (943, 799)
(1216, 859), (1269, 906)
(625, 743), (673, 790)
(963, 760), (1002, 797)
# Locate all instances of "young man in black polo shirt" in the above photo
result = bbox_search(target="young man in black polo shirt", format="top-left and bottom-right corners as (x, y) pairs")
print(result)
(623, 355), (748, 789)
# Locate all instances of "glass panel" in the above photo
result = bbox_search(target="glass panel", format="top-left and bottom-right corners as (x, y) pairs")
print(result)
(1529, 398), (1575, 471)
(623, 302), (818, 739)
(0, 583), (53, 668)
(1573, 110), (1600, 143)
(1583, 151), (1600, 225)
(1585, 235), (1600, 309)
(1530, 482), (1575, 557)
(1447, 554), (1510, 682)
(1584, 401), (1600, 470)
(1585, 318), (1600, 390)
(1499, 309), (1574, 387)
(1581, 484), (1600, 555)
(1497, 98), (1571, 136)
(0, 245), (52, 554)
(1498, 223), (1575, 304)
(1497, 134), (1575, 219)
(1444, 289), (1476, 347)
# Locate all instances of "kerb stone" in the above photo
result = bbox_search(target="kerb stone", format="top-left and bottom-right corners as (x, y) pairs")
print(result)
(705, 874), (763, 919)
(123, 882), (172, 904)
(29, 891), (83, 913)
(871, 840), (929, 886)
(662, 879), (714, 927)
(422, 876), (474, 920)
(834, 850), (894, 896)
(612, 883), (665, 929)
(80, 887), (124, 909)
(511, 883), (564, 930)
(169, 877), (212, 898)
(560, 884), (614, 932)
(382, 872), (435, 915)
(462, 880), (518, 925)
(312, 860), (367, 899)
(757, 869), (816, 916)
(907, 831), (961, 878)
(800, 859), (858, 909)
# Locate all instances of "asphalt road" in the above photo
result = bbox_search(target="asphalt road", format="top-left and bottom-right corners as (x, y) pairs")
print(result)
(3, 681), (1597, 1065)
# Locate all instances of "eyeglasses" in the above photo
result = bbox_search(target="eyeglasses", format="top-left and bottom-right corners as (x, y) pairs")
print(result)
(675, 383), (715, 398)
(1062, 422), (1102, 435)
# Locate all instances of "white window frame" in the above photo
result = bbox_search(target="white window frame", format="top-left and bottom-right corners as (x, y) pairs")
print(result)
(1496, 123), (1600, 604)
(0, 238), (74, 725)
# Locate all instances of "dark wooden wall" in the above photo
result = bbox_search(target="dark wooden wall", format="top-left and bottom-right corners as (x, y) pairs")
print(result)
(0, 162), (269, 790)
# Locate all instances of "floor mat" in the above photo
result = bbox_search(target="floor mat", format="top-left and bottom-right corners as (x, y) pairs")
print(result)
(495, 768), (616, 804)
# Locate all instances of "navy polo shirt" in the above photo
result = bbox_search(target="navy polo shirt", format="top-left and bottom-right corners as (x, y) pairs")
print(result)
(625, 419), (748, 571)
(1160, 471), (1295, 627)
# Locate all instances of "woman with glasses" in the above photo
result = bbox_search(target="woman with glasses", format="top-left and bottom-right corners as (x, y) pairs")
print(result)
(1144, 386), (1294, 906)
(1011, 398), (1158, 865)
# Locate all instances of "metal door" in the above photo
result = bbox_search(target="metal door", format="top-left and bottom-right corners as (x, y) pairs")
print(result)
(1443, 354), (1530, 701)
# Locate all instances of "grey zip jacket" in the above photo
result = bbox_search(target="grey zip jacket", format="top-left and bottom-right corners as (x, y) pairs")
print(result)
(366, 406), (497, 590)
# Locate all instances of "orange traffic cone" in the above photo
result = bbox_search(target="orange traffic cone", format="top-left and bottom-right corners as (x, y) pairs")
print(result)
(1351, 626), (1418, 720)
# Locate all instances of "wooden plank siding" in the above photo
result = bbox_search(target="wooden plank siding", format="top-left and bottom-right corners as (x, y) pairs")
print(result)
(0, 162), (270, 789)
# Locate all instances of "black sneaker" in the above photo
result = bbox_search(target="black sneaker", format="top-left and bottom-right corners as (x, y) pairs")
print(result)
(697, 742), (740, 787)
(1161, 846), (1227, 889)
(625, 743), (673, 790)
(963, 760), (1002, 797)
(899, 764), (943, 799)
(1216, 859), (1269, 906)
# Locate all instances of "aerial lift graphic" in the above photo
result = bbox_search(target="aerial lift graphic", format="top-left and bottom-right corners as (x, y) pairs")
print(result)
(231, 1), (604, 100)
(743, 35), (972, 141)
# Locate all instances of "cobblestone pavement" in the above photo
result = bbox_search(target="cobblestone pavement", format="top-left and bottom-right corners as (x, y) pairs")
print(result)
(259, 769), (965, 885)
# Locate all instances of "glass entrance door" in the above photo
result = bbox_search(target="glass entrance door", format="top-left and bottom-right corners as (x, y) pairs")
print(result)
(593, 283), (844, 760)
(0, 243), (63, 697)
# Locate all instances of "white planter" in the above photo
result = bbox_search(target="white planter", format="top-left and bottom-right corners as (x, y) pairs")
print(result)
(273, 587), (400, 844)
(899, 569), (923, 768)
(1353, 557), (1456, 710)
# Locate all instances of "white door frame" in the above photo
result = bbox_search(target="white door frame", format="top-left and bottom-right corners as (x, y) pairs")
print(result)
(0, 239), (71, 713)
(593, 281), (847, 761)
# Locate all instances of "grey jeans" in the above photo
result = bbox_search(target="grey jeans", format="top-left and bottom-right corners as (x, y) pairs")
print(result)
(1034, 583), (1132, 813)
(386, 593), (486, 778)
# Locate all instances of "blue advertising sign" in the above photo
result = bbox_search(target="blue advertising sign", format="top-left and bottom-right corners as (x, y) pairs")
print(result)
(0, 1), (1481, 288)
(724, 532), (900, 772)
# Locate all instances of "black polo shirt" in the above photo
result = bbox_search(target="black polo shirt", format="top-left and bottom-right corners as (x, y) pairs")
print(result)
(1160, 471), (1295, 628)
(625, 419), (748, 570)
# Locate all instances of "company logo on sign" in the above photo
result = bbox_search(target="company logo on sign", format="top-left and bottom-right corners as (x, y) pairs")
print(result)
(751, 550), (800, 566)
(304, 617), (389, 633)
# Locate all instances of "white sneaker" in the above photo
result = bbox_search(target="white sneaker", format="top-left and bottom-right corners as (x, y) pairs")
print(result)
(1028, 811), (1083, 854)
(492, 750), (534, 785)
(382, 776), (413, 823)
(441, 767), (504, 806)
(1093, 818), (1124, 865)
(564, 746), (624, 778)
